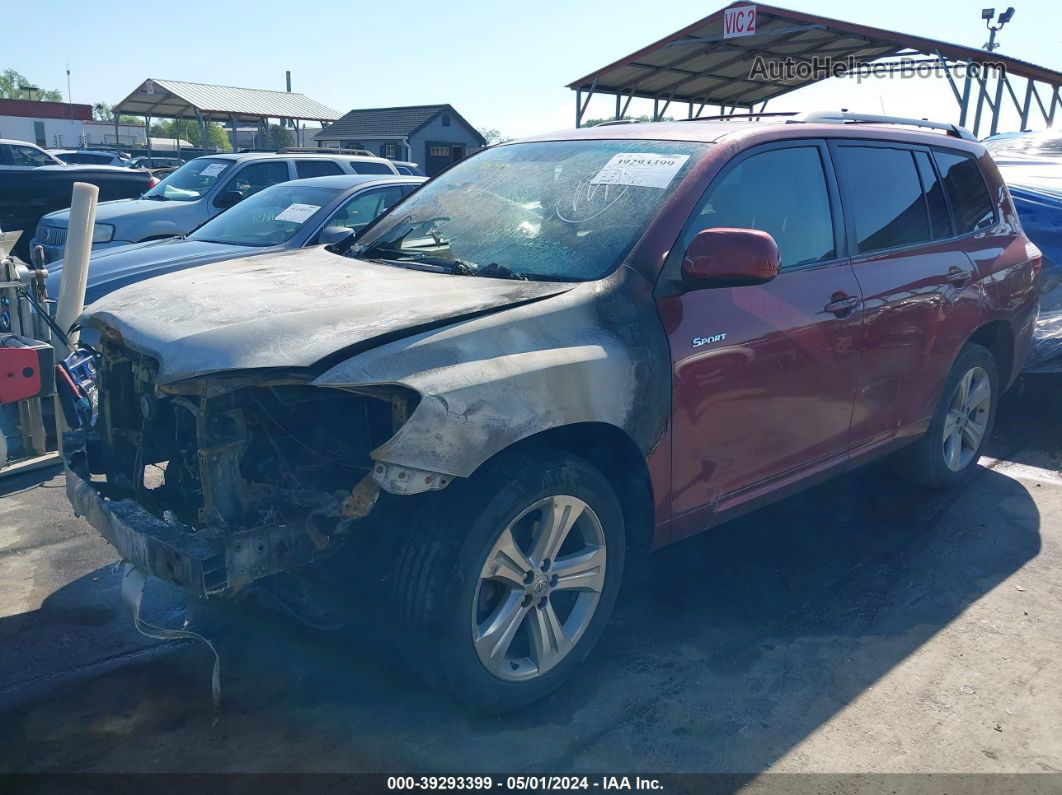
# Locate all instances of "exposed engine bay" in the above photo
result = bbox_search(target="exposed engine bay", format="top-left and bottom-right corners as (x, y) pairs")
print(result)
(64, 338), (427, 597)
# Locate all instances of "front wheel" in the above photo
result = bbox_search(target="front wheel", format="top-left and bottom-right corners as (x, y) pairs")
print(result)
(390, 450), (625, 713)
(897, 343), (998, 488)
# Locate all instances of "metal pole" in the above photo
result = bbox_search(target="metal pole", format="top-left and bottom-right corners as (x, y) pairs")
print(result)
(990, 71), (1005, 136)
(972, 72), (988, 138)
(1020, 79), (1034, 130)
(958, 65), (973, 128)
(575, 90), (582, 128)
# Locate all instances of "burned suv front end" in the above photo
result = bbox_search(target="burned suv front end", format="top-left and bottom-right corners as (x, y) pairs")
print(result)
(65, 336), (420, 598)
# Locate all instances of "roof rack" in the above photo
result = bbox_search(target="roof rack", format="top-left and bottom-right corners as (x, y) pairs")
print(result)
(278, 146), (375, 157)
(789, 111), (976, 141)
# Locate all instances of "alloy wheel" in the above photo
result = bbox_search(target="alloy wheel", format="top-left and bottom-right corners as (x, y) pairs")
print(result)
(942, 365), (992, 472)
(472, 495), (607, 682)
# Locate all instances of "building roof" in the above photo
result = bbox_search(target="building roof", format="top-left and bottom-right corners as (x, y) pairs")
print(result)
(315, 104), (486, 145)
(0, 98), (92, 121)
(113, 79), (341, 123)
(568, 2), (1062, 108)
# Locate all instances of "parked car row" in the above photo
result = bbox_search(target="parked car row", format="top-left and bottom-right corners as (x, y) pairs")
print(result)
(57, 114), (1041, 713)
(47, 173), (424, 307)
(0, 138), (154, 260)
(32, 150), (401, 263)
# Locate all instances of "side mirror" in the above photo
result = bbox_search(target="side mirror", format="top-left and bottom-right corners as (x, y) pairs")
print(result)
(214, 190), (242, 209)
(318, 226), (355, 246)
(681, 227), (780, 289)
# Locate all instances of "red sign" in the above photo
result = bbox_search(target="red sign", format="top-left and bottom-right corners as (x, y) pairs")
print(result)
(724, 4), (757, 38)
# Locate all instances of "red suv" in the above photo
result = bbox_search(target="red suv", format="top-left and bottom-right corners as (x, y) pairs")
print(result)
(66, 113), (1041, 713)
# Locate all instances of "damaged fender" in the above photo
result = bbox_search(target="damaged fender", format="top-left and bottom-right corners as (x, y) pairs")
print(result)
(314, 266), (672, 483)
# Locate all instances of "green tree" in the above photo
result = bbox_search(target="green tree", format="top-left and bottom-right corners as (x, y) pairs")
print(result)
(150, 119), (232, 152)
(582, 114), (674, 127)
(0, 68), (63, 101)
(92, 102), (141, 125)
(264, 123), (294, 149)
(477, 127), (512, 145)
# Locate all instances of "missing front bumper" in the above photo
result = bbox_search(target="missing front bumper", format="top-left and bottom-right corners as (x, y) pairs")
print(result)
(64, 433), (320, 599)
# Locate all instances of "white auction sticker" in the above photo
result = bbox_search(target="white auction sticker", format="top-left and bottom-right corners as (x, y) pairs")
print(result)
(590, 153), (690, 189)
(200, 163), (227, 178)
(274, 203), (321, 223)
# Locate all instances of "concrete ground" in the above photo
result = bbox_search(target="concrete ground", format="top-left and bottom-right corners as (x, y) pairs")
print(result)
(1, 376), (1060, 776)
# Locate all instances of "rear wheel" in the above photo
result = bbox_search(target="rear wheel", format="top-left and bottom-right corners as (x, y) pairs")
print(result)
(390, 450), (625, 713)
(897, 343), (998, 488)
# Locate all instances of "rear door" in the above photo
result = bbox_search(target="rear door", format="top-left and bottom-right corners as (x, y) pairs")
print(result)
(830, 141), (985, 456)
(665, 141), (862, 537)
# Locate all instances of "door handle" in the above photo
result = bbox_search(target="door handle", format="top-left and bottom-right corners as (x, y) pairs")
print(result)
(945, 266), (973, 286)
(824, 295), (860, 317)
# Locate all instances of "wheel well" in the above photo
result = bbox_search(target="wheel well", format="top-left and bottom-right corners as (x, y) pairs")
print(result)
(968, 320), (1014, 385)
(503, 423), (656, 557)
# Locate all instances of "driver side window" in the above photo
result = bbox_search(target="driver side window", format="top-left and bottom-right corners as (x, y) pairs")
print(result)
(221, 161), (291, 201)
(329, 186), (404, 232)
(687, 146), (837, 269)
(11, 145), (54, 167)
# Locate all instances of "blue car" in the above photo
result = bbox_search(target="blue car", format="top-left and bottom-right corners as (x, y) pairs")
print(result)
(988, 132), (1062, 371)
(46, 174), (424, 305)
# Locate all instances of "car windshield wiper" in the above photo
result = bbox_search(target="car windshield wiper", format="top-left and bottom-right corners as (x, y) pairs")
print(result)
(143, 194), (169, 201)
(369, 251), (527, 280)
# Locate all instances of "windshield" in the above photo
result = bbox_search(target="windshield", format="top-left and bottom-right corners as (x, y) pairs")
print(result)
(354, 139), (706, 281)
(143, 157), (234, 201)
(189, 184), (340, 247)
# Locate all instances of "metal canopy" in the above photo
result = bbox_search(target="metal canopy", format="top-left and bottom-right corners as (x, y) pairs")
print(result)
(568, 3), (1062, 135)
(113, 79), (341, 124)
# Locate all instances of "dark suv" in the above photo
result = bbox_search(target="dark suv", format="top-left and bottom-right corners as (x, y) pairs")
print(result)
(64, 113), (1041, 712)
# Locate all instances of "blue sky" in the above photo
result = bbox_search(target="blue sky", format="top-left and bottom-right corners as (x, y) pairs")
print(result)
(5, 0), (1061, 138)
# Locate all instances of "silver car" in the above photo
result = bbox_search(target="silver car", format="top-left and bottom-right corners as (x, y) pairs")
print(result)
(32, 151), (399, 263)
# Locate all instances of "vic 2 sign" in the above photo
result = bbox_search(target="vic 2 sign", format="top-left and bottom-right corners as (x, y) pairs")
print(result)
(723, 4), (757, 38)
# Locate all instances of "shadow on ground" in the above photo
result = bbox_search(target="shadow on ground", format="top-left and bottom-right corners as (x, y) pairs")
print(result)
(0, 379), (1053, 773)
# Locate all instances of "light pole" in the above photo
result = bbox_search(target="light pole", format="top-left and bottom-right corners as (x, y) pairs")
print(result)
(982, 7), (1015, 52)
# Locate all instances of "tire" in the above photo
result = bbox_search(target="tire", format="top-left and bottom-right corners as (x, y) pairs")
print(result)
(390, 449), (625, 713)
(897, 343), (998, 488)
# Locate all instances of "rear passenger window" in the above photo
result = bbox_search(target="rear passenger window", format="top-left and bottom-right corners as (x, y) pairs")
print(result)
(690, 146), (836, 268)
(295, 160), (344, 178)
(351, 161), (394, 175)
(914, 151), (952, 239)
(935, 150), (996, 234)
(834, 146), (929, 253)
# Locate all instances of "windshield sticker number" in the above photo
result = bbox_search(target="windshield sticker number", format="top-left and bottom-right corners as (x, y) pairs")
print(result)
(200, 163), (227, 178)
(590, 153), (690, 189)
(274, 203), (321, 223)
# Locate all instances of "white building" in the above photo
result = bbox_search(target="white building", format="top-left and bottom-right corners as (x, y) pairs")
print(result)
(0, 98), (90, 148)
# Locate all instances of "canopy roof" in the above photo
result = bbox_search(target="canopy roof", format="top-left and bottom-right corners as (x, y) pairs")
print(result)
(568, 3), (1062, 109)
(114, 79), (341, 123)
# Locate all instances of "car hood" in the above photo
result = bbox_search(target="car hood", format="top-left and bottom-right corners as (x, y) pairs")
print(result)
(43, 197), (186, 226)
(48, 238), (257, 303)
(80, 247), (576, 385)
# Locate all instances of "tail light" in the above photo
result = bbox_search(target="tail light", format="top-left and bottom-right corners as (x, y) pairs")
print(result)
(1026, 241), (1043, 274)
(148, 176), (161, 188)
